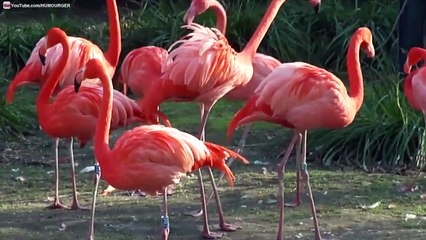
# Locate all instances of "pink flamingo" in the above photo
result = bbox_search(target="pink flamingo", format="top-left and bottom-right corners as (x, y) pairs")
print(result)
(100, 46), (169, 196)
(74, 58), (249, 240)
(183, 0), (322, 209)
(402, 47), (426, 191)
(5, 0), (121, 103)
(118, 46), (168, 97)
(35, 27), (145, 210)
(141, 0), (302, 237)
(227, 27), (375, 240)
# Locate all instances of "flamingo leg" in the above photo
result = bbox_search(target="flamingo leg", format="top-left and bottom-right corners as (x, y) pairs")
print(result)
(48, 138), (68, 209)
(69, 138), (89, 210)
(300, 131), (322, 240)
(198, 168), (223, 239)
(284, 135), (303, 207)
(276, 132), (300, 240)
(87, 163), (101, 240)
(161, 187), (170, 240)
(205, 124), (251, 205)
(402, 114), (426, 192)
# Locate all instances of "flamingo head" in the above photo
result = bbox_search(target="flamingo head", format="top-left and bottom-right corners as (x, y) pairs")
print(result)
(358, 27), (375, 59)
(183, 0), (210, 25)
(309, 0), (321, 13)
(404, 47), (426, 74)
(74, 59), (104, 93)
(38, 27), (67, 66)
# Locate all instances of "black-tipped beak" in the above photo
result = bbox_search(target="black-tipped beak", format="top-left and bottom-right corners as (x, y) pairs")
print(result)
(39, 54), (46, 66)
(74, 78), (81, 93)
(314, 4), (320, 14)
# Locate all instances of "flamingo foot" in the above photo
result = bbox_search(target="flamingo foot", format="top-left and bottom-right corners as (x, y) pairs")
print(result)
(284, 198), (302, 207)
(202, 230), (224, 239)
(70, 201), (90, 211)
(47, 200), (68, 209)
(184, 209), (203, 217)
(219, 222), (242, 232)
(100, 185), (116, 196)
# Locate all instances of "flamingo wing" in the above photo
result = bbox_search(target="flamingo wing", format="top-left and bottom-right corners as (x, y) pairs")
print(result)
(162, 23), (253, 100)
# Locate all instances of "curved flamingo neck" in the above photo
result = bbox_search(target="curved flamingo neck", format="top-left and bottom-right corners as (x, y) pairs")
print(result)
(36, 38), (69, 126)
(94, 66), (113, 171)
(347, 34), (365, 112)
(104, 0), (121, 70)
(210, 0), (227, 34)
(240, 0), (286, 60)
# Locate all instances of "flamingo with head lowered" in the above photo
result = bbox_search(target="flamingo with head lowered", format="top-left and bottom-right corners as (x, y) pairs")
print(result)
(182, 0), (321, 210)
(227, 27), (375, 240)
(74, 57), (249, 240)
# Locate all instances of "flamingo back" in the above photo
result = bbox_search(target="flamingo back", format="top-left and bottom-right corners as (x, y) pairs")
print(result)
(225, 53), (281, 101)
(119, 46), (168, 97)
(41, 37), (108, 89)
(40, 84), (143, 146)
(104, 125), (248, 195)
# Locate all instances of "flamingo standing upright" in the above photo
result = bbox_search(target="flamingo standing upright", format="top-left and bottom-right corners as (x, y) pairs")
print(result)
(227, 27), (375, 240)
(142, 0), (308, 237)
(402, 47), (426, 190)
(183, 0), (324, 209)
(34, 27), (143, 210)
(73, 58), (249, 240)
(6, 0), (121, 102)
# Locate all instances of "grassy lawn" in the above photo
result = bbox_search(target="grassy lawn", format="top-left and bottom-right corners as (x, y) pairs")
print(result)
(0, 88), (425, 240)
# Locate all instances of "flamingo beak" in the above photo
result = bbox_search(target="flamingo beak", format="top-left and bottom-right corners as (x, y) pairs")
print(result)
(404, 60), (412, 74)
(74, 70), (83, 93)
(183, 8), (196, 25)
(314, 4), (320, 13)
(38, 50), (46, 66)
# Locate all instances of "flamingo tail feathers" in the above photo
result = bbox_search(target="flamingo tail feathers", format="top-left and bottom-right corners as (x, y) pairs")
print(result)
(193, 142), (249, 187)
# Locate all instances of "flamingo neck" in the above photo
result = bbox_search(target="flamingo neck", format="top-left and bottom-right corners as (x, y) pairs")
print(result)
(240, 0), (286, 60)
(211, 0), (227, 34)
(347, 34), (364, 112)
(94, 69), (113, 171)
(36, 38), (69, 126)
(104, 0), (121, 70)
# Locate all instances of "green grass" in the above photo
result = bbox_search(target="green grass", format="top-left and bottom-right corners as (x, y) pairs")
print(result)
(0, 122), (425, 239)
